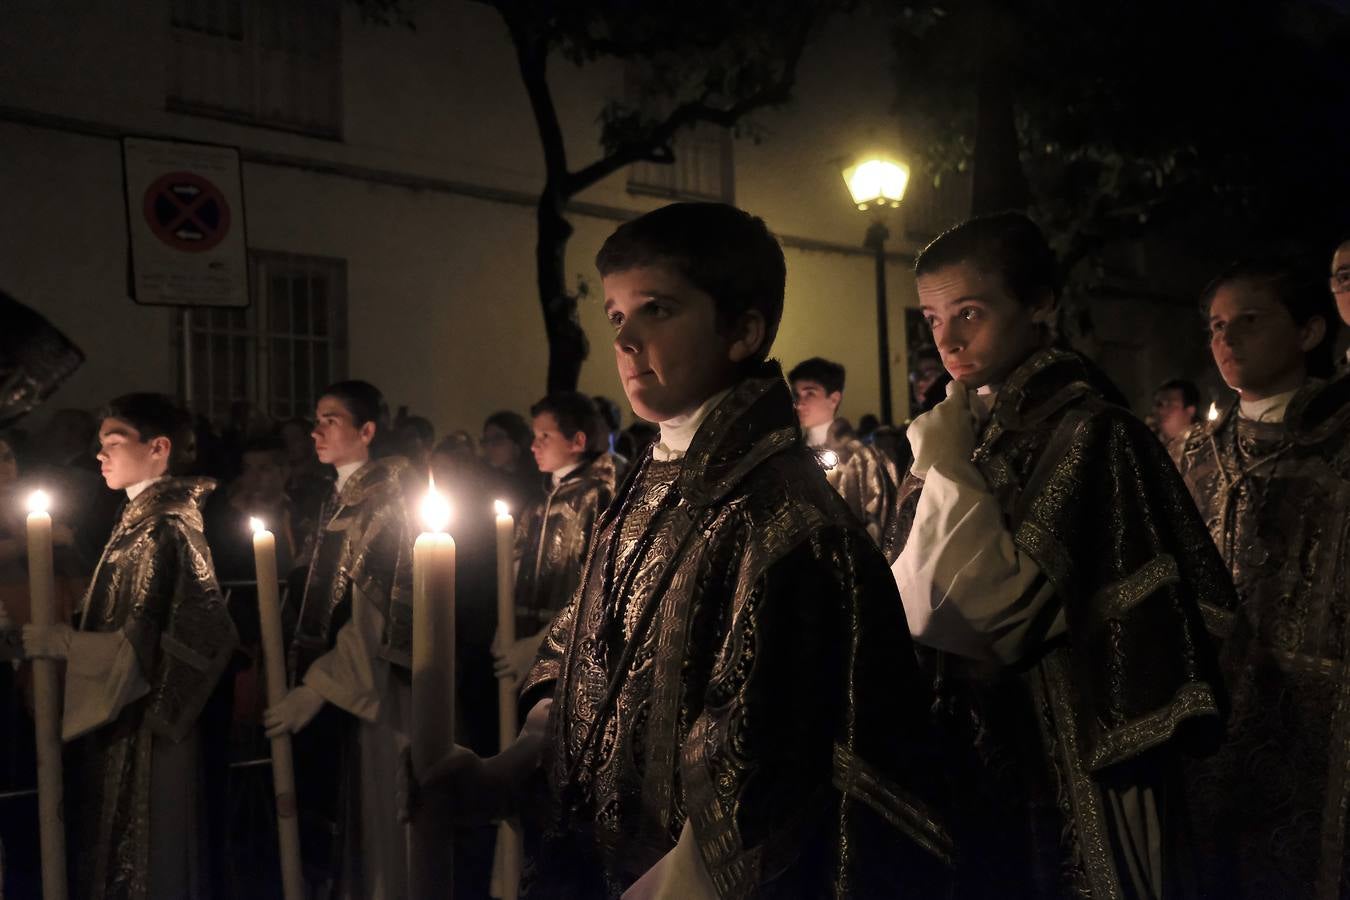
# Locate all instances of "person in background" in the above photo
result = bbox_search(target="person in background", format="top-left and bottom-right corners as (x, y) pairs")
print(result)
(481, 410), (541, 512)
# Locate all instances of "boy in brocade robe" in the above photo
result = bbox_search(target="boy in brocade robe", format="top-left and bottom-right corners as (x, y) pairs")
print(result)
(789, 356), (901, 557)
(1176, 259), (1350, 898)
(22, 393), (238, 900)
(891, 212), (1230, 899)
(415, 202), (953, 899)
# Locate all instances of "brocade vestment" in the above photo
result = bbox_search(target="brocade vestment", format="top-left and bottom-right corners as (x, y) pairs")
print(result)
(512, 453), (618, 636)
(819, 435), (901, 559)
(895, 348), (1227, 899)
(1176, 374), (1350, 899)
(520, 363), (953, 899)
(289, 457), (415, 900)
(68, 477), (238, 900)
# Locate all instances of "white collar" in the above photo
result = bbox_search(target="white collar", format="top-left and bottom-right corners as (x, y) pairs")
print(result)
(334, 460), (364, 494)
(1238, 388), (1299, 424)
(805, 421), (832, 448)
(550, 459), (583, 488)
(653, 389), (734, 462)
(125, 476), (163, 501)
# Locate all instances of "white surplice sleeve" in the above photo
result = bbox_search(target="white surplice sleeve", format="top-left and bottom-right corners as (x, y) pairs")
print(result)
(303, 581), (388, 722)
(893, 455), (1065, 665)
(63, 629), (151, 740)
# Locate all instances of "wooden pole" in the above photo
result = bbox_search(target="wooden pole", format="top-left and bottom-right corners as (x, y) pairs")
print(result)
(27, 493), (67, 900)
(490, 502), (522, 900)
(250, 520), (304, 900)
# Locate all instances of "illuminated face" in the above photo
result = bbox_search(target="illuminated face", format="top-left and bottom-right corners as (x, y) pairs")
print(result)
(96, 417), (169, 490)
(1332, 241), (1350, 327)
(531, 412), (586, 474)
(311, 395), (373, 467)
(604, 264), (757, 423)
(917, 262), (1049, 390)
(1208, 279), (1315, 398)
(791, 379), (840, 430)
(1151, 389), (1196, 441)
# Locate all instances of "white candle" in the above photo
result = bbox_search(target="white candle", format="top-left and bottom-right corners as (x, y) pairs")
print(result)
(409, 486), (457, 899)
(26, 489), (68, 900)
(491, 499), (522, 900)
(250, 518), (304, 900)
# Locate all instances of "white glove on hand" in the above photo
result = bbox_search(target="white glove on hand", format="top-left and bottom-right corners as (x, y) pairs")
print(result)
(493, 633), (545, 684)
(263, 685), (325, 737)
(22, 623), (73, 660)
(907, 380), (977, 479)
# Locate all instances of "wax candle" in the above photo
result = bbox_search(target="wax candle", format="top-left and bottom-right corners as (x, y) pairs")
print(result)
(491, 499), (522, 900)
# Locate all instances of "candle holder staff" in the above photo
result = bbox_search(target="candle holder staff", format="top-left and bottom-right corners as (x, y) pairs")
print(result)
(262, 380), (416, 899)
(21, 392), (238, 900)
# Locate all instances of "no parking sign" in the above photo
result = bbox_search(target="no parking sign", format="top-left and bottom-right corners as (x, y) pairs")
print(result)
(123, 137), (248, 307)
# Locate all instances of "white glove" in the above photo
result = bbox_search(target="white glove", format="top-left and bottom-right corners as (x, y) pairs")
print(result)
(22, 623), (73, 660)
(493, 632), (546, 684)
(907, 380), (977, 479)
(263, 685), (325, 737)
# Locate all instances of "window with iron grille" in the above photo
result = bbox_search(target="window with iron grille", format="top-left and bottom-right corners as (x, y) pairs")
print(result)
(182, 251), (348, 424)
(168, 0), (343, 137)
(627, 126), (736, 203)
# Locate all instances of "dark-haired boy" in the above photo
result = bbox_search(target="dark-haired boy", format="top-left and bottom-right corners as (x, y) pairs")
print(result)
(492, 392), (617, 685)
(419, 202), (950, 898)
(1175, 260), (1350, 898)
(892, 212), (1228, 898)
(789, 356), (901, 555)
(21, 392), (238, 900)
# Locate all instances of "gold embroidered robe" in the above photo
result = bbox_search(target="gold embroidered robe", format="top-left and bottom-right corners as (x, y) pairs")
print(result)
(68, 477), (238, 900)
(520, 363), (953, 899)
(1176, 374), (1350, 899)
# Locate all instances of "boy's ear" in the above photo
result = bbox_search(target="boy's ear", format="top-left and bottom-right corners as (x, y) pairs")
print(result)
(359, 421), (377, 446)
(568, 429), (589, 455)
(727, 311), (767, 364)
(827, 390), (843, 410)
(1028, 288), (1058, 327)
(1299, 315), (1327, 354)
(148, 435), (171, 460)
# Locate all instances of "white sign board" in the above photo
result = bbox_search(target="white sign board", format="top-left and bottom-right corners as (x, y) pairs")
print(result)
(123, 137), (249, 307)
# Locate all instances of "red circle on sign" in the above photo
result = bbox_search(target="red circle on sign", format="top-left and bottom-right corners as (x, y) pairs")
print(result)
(142, 171), (232, 253)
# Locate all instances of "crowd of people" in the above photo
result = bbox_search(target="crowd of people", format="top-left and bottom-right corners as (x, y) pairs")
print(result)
(0, 203), (1348, 899)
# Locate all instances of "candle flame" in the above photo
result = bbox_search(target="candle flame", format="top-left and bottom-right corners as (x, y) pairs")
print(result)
(421, 489), (452, 533)
(249, 516), (267, 534)
(26, 490), (51, 514)
(818, 450), (840, 471)
(494, 499), (509, 516)
(1207, 402), (1219, 422)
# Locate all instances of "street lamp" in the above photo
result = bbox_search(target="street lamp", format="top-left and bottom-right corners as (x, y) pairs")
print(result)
(842, 154), (910, 425)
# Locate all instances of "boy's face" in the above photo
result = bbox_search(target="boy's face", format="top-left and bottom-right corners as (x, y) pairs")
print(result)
(1332, 241), (1350, 327)
(238, 450), (286, 502)
(480, 424), (520, 470)
(1208, 279), (1319, 398)
(96, 417), (169, 490)
(604, 264), (760, 423)
(531, 412), (586, 474)
(917, 262), (1050, 390)
(311, 395), (374, 467)
(791, 379), (841, 430)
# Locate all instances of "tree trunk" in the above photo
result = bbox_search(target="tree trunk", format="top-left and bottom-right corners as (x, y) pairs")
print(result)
(536, 186), (588, 394)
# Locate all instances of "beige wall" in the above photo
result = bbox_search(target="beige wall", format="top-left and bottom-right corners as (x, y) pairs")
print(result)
(1, 1), (923, 436)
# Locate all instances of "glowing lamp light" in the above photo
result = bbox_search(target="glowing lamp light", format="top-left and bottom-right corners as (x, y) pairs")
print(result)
(842, 156), (910, 211)
(1207, 403), (1219, 422)
(26, 490), (51, 514)
(421, 489), (452, 534)
(818, 449), (840, 471)
(249, 516), (267, 534)
(494, 499), (510, 517)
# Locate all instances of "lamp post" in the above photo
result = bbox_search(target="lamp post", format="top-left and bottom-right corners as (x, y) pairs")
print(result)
(842, 155), (910, 425)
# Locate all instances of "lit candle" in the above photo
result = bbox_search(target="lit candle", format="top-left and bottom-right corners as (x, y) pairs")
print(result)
(250, 518), (304, 900)
(410, 485), (456, 898)
(491, 499), (522, 900)
(1207, 402), (1219, 422)
(26, 490), (68, 899)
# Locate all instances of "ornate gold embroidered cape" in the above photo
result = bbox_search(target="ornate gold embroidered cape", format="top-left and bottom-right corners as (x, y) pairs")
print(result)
(512, 452), (617, 636)
(521, 362), (953, 899)
(896, 348), (1227, 899)
(71, 477), (237, 900)
(821, 436), (901, 559)
(1177, 372), (1350, 899)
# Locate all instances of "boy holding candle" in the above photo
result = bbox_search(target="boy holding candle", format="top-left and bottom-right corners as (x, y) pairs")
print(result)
(492, 391), (617, 685)
(891, 212), (1229, 898)
(262, 379), (416, 900)
(20, 392), (238, 900)
(416, 202), (952, 898)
